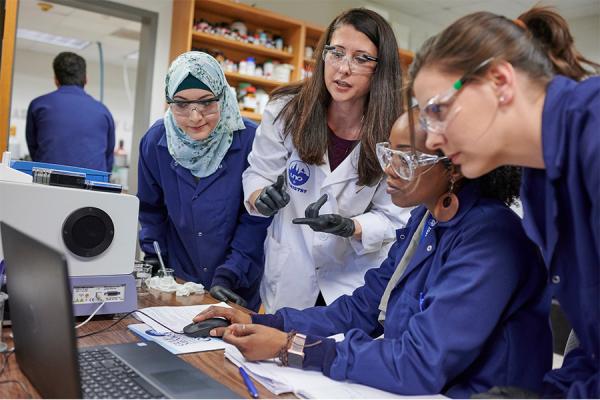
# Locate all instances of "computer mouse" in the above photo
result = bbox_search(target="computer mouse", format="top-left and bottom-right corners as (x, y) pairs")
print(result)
(182, 318), (230, 338)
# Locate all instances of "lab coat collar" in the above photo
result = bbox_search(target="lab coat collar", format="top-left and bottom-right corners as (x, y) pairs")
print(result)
(405, 181), (481, 229)
(436, 181), (481, 229)
(393, 181), (482, 286)
(320, 144), (360, 188)
(57, 85), (85, 94)
(541, 76), (575, 181)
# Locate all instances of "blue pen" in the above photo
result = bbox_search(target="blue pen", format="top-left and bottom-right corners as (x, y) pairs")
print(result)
(239, 366), (259, 398)
(419, 291), (425, 312)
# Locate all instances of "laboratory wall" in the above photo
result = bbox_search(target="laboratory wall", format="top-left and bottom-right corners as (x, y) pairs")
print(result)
(9, 48), (137, 160)
(568, 14), (600, 63)
(111, 0), (173, 129)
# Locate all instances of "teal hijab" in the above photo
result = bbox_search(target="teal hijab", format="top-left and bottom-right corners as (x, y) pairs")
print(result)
(164, 51), (245, 178)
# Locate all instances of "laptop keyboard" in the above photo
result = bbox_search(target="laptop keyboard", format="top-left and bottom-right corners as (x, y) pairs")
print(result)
(79, 348), (166, 399)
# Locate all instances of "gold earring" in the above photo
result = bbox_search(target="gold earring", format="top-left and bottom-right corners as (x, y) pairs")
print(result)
(433, 175), (459, 222)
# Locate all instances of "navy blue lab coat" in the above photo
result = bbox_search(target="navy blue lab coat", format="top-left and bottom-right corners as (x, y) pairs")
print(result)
(26, 85), (115, 172)
(521, 76), (600, 398)
(137, 119), (270, 310)
(260, 184), (552, 397)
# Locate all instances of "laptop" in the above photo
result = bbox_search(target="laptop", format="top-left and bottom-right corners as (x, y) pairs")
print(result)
(0, 222), (240, 399)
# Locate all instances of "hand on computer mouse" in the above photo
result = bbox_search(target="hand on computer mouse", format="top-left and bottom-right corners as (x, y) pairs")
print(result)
(222, 324), (288, 362)
(183, 318), (231, 338)
(193, 306), (251, 337)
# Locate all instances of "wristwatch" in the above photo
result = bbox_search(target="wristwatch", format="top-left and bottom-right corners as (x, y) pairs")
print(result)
(287, 333), (307, 368)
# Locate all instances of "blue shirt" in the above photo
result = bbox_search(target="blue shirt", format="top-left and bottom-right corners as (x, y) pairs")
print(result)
(25, 85), (115, 172)
(255, 183), (552, 397)
(137, 119), (271, 311)
(521, 75), (600, 398)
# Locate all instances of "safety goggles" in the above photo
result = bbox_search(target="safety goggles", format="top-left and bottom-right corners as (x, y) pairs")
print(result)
(419, 58), (494, 135)
(322, 45), (378, 75)
(376, 142), (448, 181)
(167, 95), (221, 117)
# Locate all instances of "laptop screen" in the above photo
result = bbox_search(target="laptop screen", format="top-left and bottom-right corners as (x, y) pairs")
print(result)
(1, 222), (82, 398)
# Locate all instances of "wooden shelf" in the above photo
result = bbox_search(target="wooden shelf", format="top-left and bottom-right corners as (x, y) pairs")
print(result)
(192, 31), (294, 61)
(302, 23), (324, 77)
(224, 71), (285, 90)
(169, 0), (414, 111)
(399, 48), (415, 68)
(305, 22), (325, 44)
(1, 0), (18, 152)
(240, 110), (262, 121)
(196, 0), (302, 31)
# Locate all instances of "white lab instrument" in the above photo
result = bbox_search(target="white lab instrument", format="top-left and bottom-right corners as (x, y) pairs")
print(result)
(0, 166), (139, 316)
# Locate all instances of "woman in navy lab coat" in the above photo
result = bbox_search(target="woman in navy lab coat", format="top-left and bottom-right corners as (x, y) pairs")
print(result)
(137, 52), (270, 311)
(193, 109), (553, 397)
(410, 7), (599, 398)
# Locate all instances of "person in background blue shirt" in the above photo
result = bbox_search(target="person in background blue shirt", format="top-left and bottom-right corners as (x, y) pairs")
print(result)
(25, 52), (115, 172)
(192, 108), (552, 397)
(137, 52), (270, 311)
(410, 7), (599, 398)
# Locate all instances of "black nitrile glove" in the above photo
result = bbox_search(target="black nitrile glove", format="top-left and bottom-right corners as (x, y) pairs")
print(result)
(143, 255), (162, 275)
(255, 173), (290, 217)
(209, 285), (247, 307)
(292, 194), (355, 238)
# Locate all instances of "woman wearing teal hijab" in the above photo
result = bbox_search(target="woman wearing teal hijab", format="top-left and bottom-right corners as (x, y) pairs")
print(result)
(137, 51), (270, 310)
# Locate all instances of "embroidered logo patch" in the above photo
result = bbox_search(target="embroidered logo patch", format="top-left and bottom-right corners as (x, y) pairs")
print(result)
(288, 160), (310, 193)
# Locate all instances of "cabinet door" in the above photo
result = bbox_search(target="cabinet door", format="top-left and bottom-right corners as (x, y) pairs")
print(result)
(1, 0), (19, 152)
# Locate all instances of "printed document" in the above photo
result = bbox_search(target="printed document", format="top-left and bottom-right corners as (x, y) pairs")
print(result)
(128, 302), (231, 354)
(225, 345), (442, 398)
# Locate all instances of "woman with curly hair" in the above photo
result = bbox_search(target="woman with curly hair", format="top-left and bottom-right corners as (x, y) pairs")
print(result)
(192, 108), (552, 397)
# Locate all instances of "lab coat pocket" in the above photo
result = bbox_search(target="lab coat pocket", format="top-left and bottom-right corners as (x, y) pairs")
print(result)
(196, 202), (228, 236)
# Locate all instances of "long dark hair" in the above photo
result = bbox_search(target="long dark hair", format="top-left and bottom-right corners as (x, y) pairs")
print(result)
(409, 6), (599, 86)
(271, 8), (403, 186)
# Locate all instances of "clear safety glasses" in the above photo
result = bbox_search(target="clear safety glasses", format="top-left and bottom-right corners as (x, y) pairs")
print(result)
(376, 142), (448, 181)
(322, 45), (378, 75)
(167, 95), (221, 117)
(419, 58), (494, 135)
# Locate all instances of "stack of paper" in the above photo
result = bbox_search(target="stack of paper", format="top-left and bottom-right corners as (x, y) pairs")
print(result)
(128, 302), (232, 354)
(225, 346), (424, 398)
(133, 302), (230, 333)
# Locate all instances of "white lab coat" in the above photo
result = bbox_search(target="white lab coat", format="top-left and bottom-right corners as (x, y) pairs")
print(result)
(243, 98), (411, 313)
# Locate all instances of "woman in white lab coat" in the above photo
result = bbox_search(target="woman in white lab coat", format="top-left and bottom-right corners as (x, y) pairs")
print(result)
(243, 8), (411, 312)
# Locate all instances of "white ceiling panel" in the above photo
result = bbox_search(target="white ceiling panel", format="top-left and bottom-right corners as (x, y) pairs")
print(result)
(373, 0), (435, 16)
(415, 11), (461, 26)
(371, 0), (600, 26)
(445, 1), (527, 18)
(15, 0), (141, 66)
